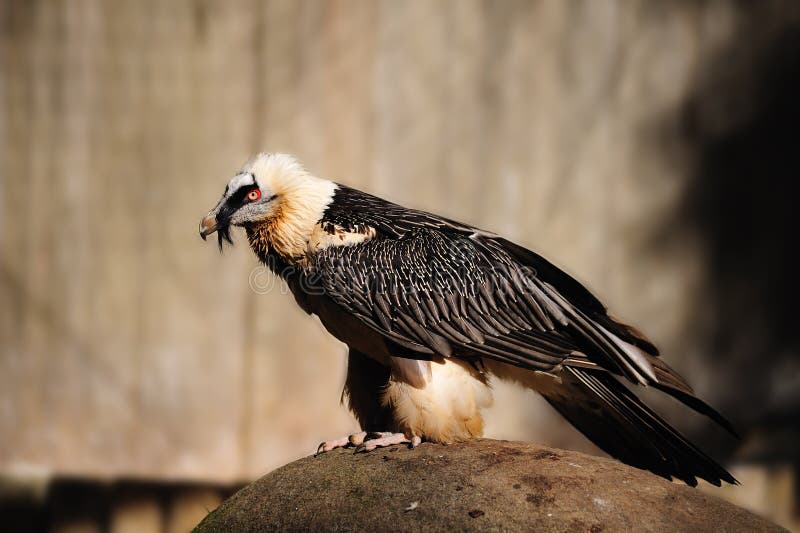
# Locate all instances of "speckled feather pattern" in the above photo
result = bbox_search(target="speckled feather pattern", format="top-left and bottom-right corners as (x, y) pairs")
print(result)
(311, 228), (576, 371)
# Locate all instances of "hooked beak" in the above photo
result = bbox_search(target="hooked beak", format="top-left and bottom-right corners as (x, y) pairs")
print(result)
(199, 214), (218, 240)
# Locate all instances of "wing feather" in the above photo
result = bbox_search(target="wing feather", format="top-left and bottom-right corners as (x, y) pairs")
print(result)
(311, 187), (735, 437)
(313, 229), (575, 372)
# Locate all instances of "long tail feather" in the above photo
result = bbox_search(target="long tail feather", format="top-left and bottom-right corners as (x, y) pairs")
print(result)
(540, 367), (737, 486)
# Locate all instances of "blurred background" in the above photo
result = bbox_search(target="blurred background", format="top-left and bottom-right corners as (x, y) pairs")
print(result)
(1, 0), (799, 531)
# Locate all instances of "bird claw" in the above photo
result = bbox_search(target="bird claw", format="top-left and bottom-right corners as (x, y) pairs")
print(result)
(316, 431), (421, 455)
(354, 432), (422, 453)
(315, 431), (368, 455)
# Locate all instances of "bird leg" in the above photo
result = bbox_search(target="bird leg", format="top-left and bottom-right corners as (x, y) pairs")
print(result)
(354, 432), (422, 453)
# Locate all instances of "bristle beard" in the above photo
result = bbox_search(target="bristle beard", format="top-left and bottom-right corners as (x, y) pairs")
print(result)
(217, 225), (233, 252)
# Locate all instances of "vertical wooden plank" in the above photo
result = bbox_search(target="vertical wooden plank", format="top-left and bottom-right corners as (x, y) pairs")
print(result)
(109, 493), (162, 533)
(241, 0), (374, 475)
(165, 488), (222, 533)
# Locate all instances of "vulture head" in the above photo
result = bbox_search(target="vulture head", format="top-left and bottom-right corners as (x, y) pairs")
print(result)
(199, 153), (336, 255)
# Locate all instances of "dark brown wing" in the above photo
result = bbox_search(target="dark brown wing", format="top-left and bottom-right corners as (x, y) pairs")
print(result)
(311, 227), (664, 382)
(312, 229), (576, 371)
(319, 185), (661, 381)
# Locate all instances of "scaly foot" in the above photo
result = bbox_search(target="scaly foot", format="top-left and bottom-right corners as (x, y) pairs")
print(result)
(316, 431), (422, 455)
(354, 432), (422, 453)
(316, 431), (368, 455)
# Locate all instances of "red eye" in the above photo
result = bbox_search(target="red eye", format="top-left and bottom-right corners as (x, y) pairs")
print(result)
(247, 189), (261, 202)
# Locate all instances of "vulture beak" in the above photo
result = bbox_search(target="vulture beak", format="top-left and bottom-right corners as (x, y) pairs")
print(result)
(199, 214), (218, 240)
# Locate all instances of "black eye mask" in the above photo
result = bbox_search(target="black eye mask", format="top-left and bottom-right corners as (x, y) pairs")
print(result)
(215, 184), (265, 251)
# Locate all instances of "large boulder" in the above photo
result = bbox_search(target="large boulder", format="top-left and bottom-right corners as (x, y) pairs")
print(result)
(194, 439), (782, 532)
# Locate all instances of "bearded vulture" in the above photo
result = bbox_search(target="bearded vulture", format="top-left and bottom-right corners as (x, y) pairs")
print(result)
(199, 153), (737, 486)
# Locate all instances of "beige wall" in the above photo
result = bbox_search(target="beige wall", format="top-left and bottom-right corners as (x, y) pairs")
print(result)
(1, 7), (798, 529)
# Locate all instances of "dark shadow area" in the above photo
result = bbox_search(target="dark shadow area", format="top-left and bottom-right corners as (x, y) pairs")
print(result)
(0, 477), (244, 533)
(665, 8), (800, 469)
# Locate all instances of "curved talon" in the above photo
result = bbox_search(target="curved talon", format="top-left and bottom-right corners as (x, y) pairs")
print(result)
(315, 442), (331, 456)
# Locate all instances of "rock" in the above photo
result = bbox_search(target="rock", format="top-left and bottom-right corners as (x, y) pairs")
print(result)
(193, 439), (783, 532)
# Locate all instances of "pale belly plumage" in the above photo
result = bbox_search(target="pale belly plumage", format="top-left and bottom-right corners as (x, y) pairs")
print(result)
(383, 358), (493, 442)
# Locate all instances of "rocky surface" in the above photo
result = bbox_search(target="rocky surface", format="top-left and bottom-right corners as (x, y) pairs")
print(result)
(194, 439), (783, 532)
